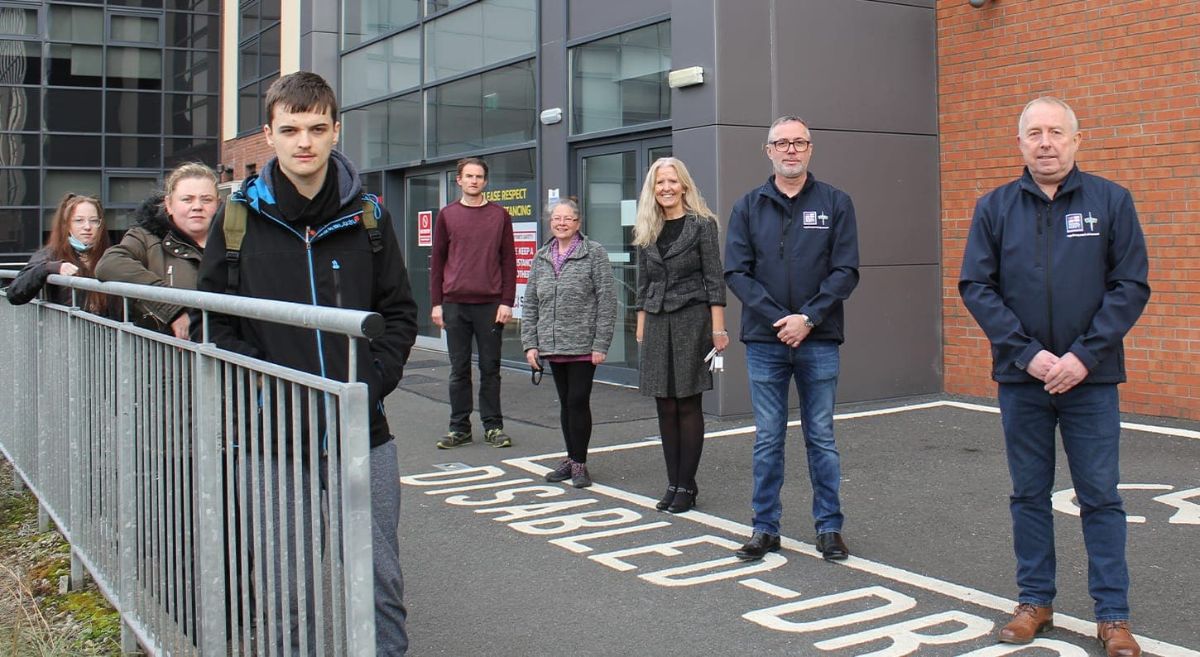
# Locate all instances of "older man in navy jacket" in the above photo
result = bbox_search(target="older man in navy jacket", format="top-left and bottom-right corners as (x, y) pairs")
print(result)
(959, 97), (1149, 657)
(725, 115), (860, 563)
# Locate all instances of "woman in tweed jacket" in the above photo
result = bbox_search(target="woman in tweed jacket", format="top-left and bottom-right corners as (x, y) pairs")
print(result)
(522, 198), (617, 488)
(634, 157), (728, 514)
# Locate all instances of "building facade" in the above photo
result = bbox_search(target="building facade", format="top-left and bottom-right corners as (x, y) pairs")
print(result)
(0, 0), (221, 262)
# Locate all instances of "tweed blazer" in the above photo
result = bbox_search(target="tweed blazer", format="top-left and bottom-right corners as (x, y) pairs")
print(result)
(521, 235), (617, 356)
(636, 214), (726, 314)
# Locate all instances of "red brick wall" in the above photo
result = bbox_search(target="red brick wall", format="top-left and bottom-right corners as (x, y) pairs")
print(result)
(938, 0), (1200, 419)
(219, 132), (274, 184)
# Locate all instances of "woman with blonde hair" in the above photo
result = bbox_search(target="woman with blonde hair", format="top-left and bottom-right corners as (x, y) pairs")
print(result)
(6, 193), (113, 315)
(634, 157), (728, 513)
(97, 162), (220, 338)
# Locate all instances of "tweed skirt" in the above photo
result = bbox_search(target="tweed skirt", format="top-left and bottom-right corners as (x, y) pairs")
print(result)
(638, 302), (713, 398)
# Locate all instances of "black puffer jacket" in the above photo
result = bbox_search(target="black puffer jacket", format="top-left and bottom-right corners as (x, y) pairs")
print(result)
(194, 151), (418, 448)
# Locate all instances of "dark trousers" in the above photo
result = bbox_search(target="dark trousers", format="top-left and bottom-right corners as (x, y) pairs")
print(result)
(444, 302), (503, 434)
(549, 360), (597, 463)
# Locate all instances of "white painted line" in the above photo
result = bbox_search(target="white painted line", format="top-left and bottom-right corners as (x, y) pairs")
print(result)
(739, 577), (801, 599)
(502, 396), (1200, 656)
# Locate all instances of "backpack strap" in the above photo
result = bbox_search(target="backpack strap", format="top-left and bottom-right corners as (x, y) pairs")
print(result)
(223, 200), (248, 293)
(362, 196), (383, 254)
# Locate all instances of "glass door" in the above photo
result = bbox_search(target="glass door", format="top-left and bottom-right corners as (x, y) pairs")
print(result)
(405, 171), (445, 344)
(575, 136), (670, 385)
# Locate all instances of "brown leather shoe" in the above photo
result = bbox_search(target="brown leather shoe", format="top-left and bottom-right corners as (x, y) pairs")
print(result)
(998, 603), (1054, 644)
(1098, 621), (1141, 657)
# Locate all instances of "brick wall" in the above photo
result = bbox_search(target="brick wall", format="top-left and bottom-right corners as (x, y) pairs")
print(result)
(219, 132), (274, 184)
(938, 0), (1200, 418)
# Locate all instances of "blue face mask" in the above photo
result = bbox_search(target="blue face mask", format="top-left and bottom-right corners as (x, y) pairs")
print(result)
(68, 234), (91, 253)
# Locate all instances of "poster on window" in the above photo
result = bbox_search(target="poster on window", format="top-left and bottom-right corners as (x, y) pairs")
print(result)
(417, 210), (433, 247)
(512, 221), (538, 320)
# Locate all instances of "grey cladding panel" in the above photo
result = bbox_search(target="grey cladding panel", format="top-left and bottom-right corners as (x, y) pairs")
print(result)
(774, 0), (936, 134)
(807, 130), (940, 266)
(567, 0), (670, 41)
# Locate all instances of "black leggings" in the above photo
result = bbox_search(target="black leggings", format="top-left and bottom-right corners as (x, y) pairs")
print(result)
(550, 361), (597, 463)
(656, 393), (704, 490)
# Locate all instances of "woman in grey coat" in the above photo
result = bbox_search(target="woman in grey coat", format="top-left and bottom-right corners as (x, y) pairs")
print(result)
(634, 157), (728, 514)
(522, 198), (617, 488)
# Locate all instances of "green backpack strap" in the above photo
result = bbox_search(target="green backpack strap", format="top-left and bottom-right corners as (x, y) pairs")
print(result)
(223, 200), (248, 293)
(362, 196), (383, 253)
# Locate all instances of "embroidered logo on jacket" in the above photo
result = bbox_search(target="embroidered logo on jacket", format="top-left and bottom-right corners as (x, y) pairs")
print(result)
(802, 210), (830, 230)
(1065, 211), (1101, 238)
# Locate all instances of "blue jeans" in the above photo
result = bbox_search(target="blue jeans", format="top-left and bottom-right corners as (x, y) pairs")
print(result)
(998, 382), (1129, 621)
(746, 340), (843, 536)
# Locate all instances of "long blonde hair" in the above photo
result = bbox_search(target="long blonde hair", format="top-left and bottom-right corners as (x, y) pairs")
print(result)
(632, 157), (716, 248)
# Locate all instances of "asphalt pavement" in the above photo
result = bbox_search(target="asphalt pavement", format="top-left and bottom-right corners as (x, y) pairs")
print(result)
(387, 347), (1200, 657)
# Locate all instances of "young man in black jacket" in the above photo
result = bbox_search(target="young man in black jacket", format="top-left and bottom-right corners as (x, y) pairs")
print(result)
(194, 71), (417, 655)
(960, 96), (1149, 657)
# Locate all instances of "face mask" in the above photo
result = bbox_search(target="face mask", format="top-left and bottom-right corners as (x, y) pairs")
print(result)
(68, 234), (91, 253)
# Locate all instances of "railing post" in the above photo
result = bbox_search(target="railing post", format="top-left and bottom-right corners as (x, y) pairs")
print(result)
(339, 383), (376, 657)
(116, 327), (138, 655)
(69, 303), (83, 591)
(194, 347), (228, 655)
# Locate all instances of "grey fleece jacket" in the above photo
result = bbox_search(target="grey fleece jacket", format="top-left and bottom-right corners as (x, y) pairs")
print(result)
(520, 235), (617, 356)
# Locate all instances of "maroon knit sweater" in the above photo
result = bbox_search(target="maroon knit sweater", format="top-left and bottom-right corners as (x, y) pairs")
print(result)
(430, 200), (516, 306)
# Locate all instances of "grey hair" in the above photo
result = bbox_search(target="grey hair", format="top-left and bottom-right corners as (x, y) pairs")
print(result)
(544, 197), (580, 221)
(1018, 96), (1079, 135)
(767, 115), (811, 142)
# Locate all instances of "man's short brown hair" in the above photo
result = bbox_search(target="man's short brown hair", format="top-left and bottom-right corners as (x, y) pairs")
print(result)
(264, 71), (339, 126)
(456, 157), (488, 178)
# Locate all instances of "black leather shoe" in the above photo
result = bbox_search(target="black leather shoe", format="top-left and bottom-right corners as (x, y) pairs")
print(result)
(667, 487), (696, 514)
(815, 532), (849, 561)
(735, 531), (781, 561)
(655, 485), (677, 511)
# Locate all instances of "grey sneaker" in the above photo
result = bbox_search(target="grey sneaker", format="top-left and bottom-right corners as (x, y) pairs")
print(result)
(484, 427), (512, 448)
(436, 431), (472, 449)
(570, 462), (592, 488)
(544, 458), (572, 483)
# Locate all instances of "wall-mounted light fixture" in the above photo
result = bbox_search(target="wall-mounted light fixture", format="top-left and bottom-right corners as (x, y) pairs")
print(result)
(539, 108), (563, 125)
(667, 66), (704, 89)
(969, 0), (990, 7)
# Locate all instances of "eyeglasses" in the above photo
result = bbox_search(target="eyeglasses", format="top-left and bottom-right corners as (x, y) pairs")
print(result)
(551, 216), (580, 224)
(71, 217), (102, 227)
(767, 138), (812, 153)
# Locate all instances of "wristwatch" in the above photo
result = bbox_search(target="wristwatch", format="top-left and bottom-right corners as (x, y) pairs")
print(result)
(801, 314), (815, 329)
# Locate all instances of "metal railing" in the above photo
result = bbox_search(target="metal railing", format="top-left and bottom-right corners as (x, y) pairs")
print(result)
(0, 270), (380, 657)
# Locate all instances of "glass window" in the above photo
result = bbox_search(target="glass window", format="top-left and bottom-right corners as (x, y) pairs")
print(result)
(340, 92), (420, 169)
(0, 7), (37, 37)
(424, 0), (535, 83)
(0, 87), (41, 132)
(107, 47), (163, 90)
(260, 24), (281, 71)
(342, 0), (420, 49)
(108, 0), (164, 8)
(47, 44), (103, 87)
(165, 11), (218, 49)
(0, 169), (41, 204)
(240, 0), (260, 37)
(427, 60), (534, 158)
(45, 135), (102, 167)
(110, 14), (160, 45)
(49, 5), (104, 43)
(45, 89), (103, 132)
(570, 22), (671, 135)
(106, 136), (161, 168)
(106, 91), (162, 134)
(165, 94), (217, 137)
(165, 137), (216, 168)
(240, 39), (260, 81)
(108, 177), (159, 204)
(0, 41), (40, 85)
(166, 0), (219, 11)
(342, 28), (419, 106)
(165, 49), (218, 94)
(238, 84), (260, 133)
(0, 207), (42, 254)
(478, 148), (535, 361)
(45, 170), (102, 206)
(425, 0), (470, 15)
(0, 134), (37, 167)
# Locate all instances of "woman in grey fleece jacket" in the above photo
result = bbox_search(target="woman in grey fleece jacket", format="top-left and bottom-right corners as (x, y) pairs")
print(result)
(521, 199), (617, 488)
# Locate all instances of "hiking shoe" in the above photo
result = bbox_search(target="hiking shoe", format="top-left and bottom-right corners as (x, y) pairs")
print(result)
(436, 431), (472, 449)
(545, 459), (573, 483)
(571, 462), (592, 488)
(484, 428), (512, 448)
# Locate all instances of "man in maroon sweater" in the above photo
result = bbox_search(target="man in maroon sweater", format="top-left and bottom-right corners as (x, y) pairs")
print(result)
(431, 157), (517, 448)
